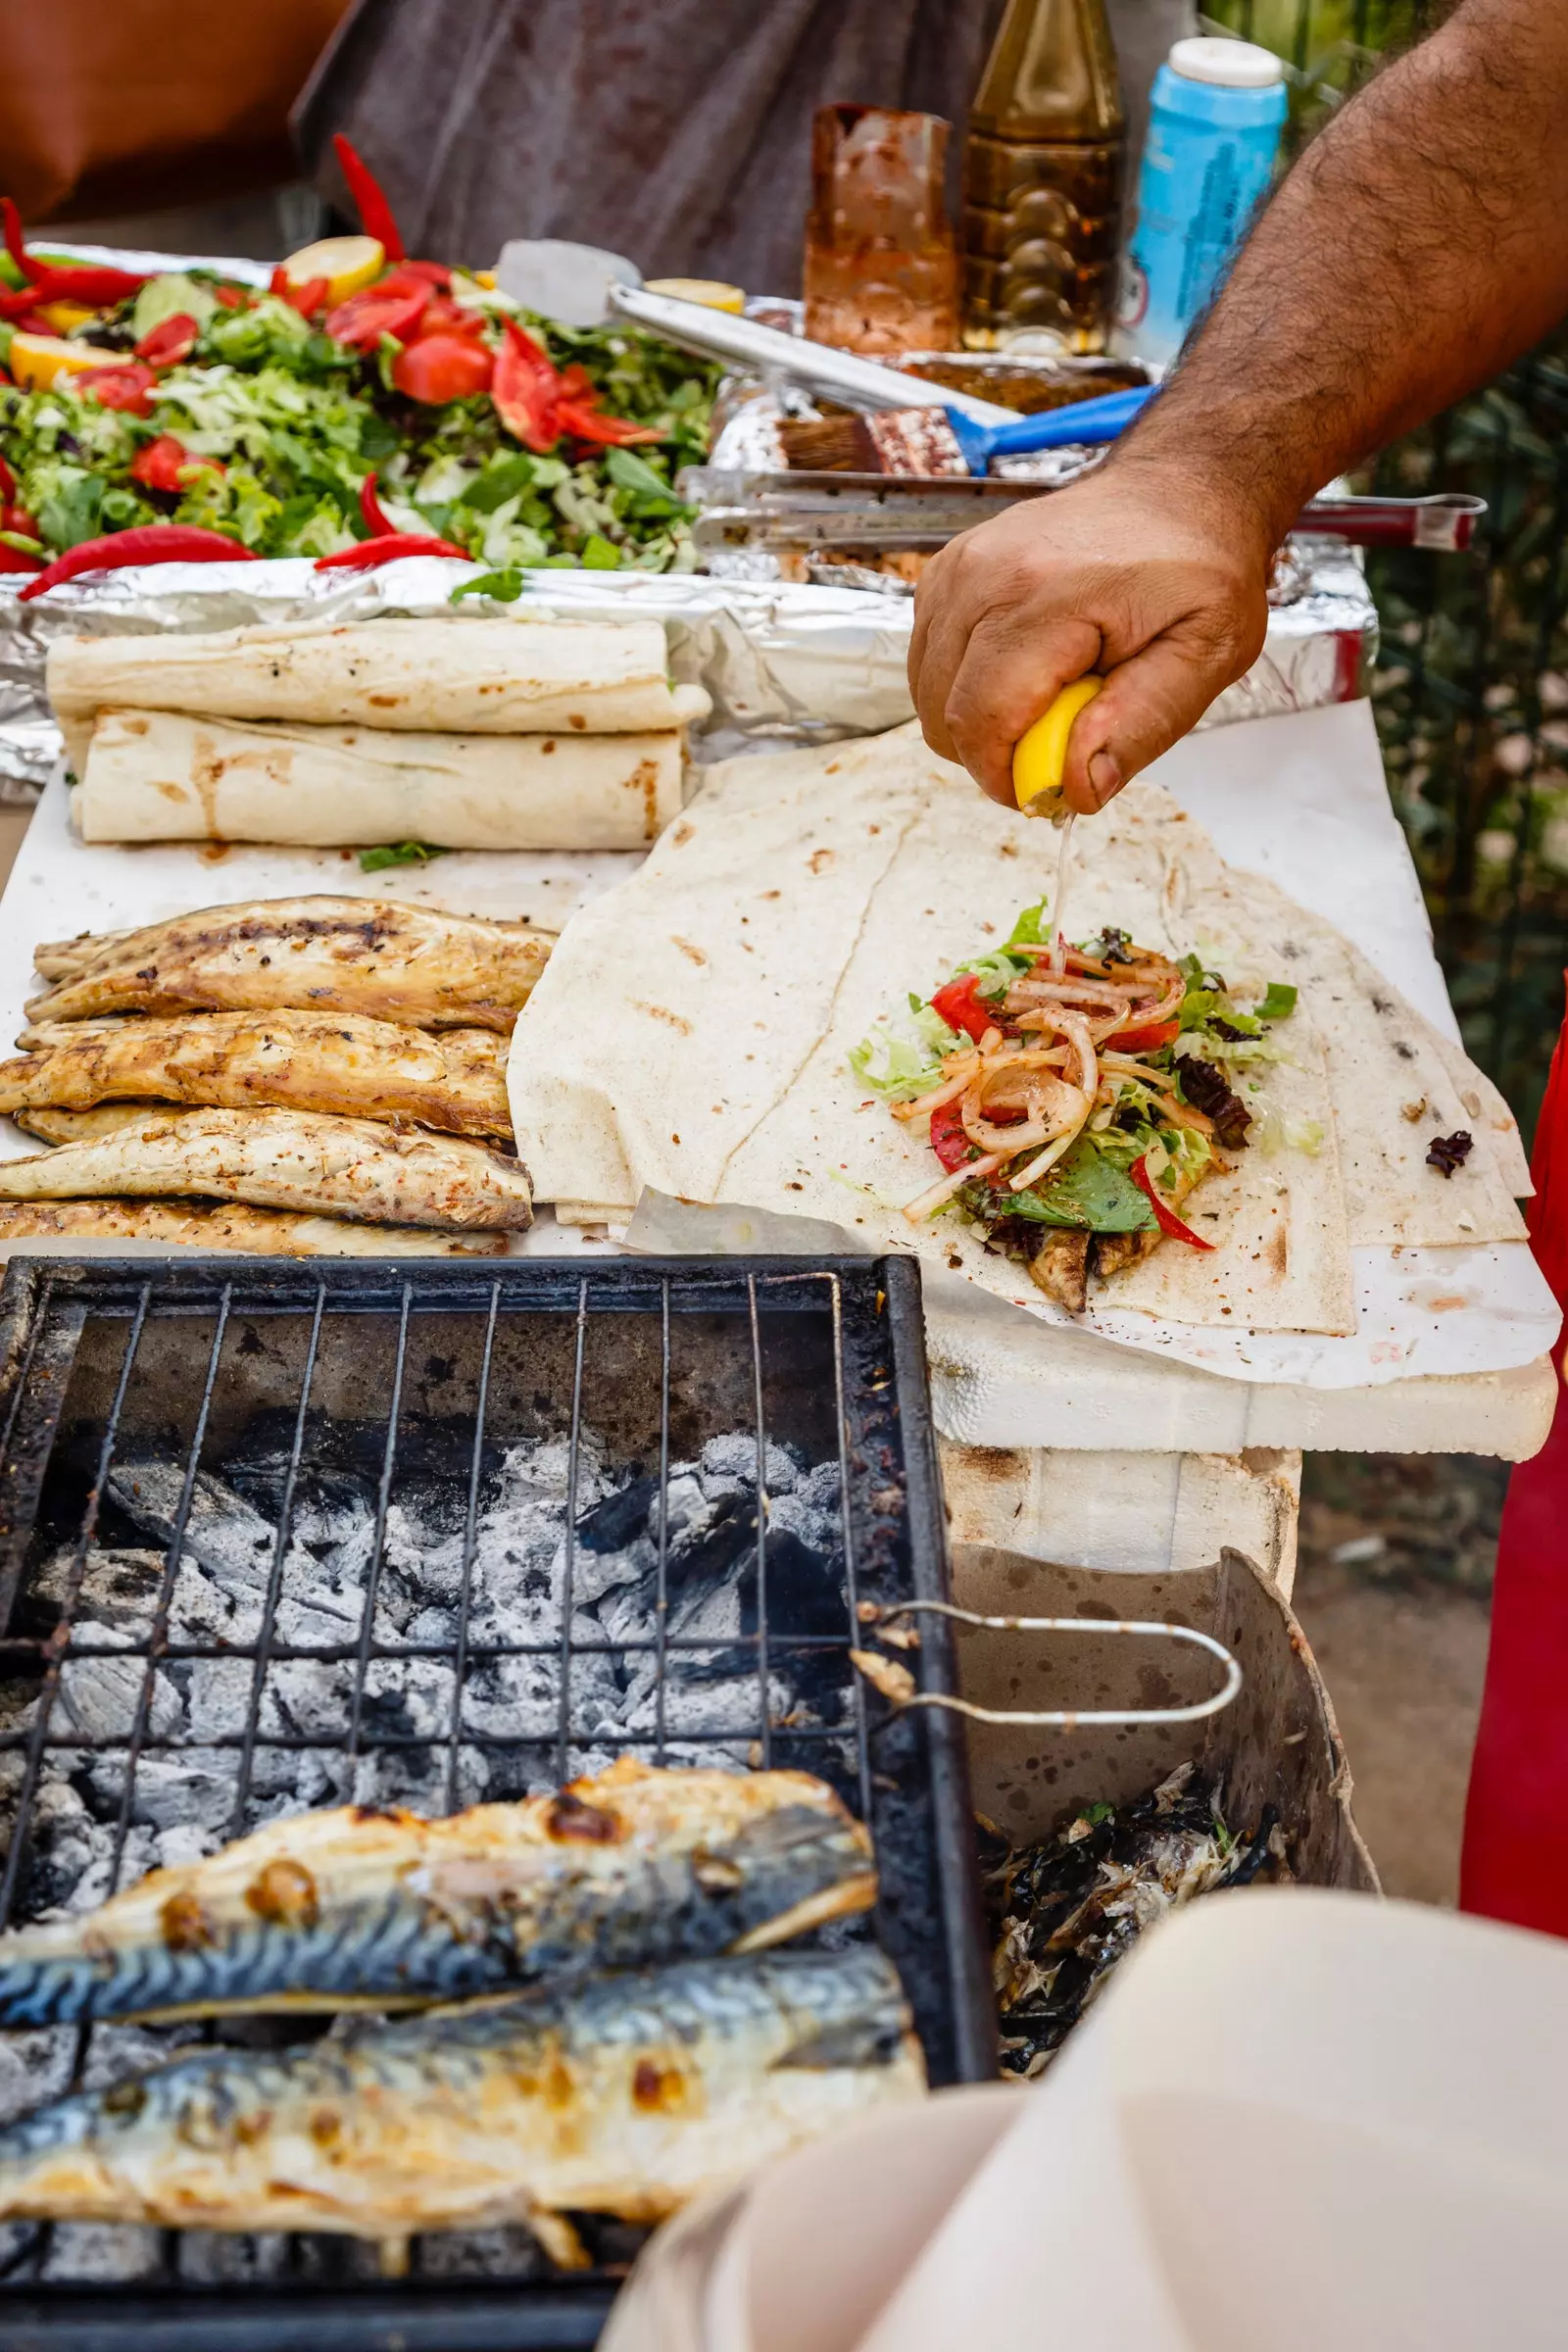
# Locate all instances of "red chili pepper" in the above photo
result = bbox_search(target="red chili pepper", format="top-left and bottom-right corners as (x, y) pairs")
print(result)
(391, 333), (494, 404)
(929, 975), (996, 1046)
(331, 133), (407, 266)
(314, 532), (470, 571)
(0, 264), (149, 317)
(1129, 1153), (1214, 1250)
(555, 398), (664, 447)
(133, 313), (199, 368)
(359, 471), (396, 535)
(74, 363), (158, 417)
(928, 1100), (973, 1174)
(1107, 1017), (1181, 1054)
(2, 198), (38, 283)
(129, 435), (220, 494)
(324, 281), (429, 351)
(19, 525), (256, 599)
(492, 320), (564, 452)
(0, 454), (15, 504)
(0, 544), (44, 575)
(214, 283), (248, 310)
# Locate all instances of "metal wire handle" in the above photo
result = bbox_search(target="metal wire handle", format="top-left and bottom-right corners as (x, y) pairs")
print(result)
(855, 1599), (1243, 1728)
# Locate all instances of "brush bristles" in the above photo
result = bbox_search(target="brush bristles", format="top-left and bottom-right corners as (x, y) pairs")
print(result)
(778, 409), (969, 477)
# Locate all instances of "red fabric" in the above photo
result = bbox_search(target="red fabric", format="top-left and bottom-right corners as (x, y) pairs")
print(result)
(1459, 972), (1568, 1932)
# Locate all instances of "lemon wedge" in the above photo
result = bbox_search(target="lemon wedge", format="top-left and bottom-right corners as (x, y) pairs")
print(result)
(1012, 675), (1103, 811)
(7, 333), (121, 390)
(281, 234), (385, 304)
(644, 277), (746, 314)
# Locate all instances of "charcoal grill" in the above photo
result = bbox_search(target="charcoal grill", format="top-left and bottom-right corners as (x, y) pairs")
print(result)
(0, 1251), (993, 2350)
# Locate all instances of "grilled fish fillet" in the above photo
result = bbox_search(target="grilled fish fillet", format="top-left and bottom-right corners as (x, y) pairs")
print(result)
(26, 898), (552, 1031)
(0, 1012), (513, 1139)
(0, 1947), (923, 2239)
(13, 1105), (156, 1144)
(0, 1108), (532, 1229)
(0, 1200), (508, 1256)
(0, 1761), (877, 2028)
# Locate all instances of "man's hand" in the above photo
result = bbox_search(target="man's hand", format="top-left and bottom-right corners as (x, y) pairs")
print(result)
(907, 461), (1273, 812)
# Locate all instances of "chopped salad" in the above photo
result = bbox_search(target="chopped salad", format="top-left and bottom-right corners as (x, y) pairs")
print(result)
(851, 905), (1308, 1312)
(0, 144), (719, 588)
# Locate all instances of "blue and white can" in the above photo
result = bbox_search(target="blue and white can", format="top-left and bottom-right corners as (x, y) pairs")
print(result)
(1114, 36), (1288, 368)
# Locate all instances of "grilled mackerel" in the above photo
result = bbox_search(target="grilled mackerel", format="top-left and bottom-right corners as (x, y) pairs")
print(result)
(0, 1107), (532, 1229)
(26, 898), (552, 1031)
(0, 1947), (923, 2242)
(0, 1200), (508, 1256)
(0, 1012), (513, 1139)
(0, 1762), (877, 2027)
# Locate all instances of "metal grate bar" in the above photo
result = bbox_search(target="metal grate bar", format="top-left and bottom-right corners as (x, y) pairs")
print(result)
(653, 1278), (671, 1765)
(746, 1275), (772, 1772)
(229, 1281), (326, 1838)
(826, 1273), (874, 1830)
(347, 1282), (413, 1760)
(556, 1278), (589, 1785)
(0, 1283), (151, 1933)
(445, 1279), (501, 1813)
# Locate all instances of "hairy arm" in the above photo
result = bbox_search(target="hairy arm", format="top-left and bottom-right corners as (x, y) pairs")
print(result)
(911, 0), (1568, 808)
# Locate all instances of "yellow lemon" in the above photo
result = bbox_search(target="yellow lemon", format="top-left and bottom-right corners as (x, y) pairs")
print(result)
(280, 234), (385, 304)
(1012, 675), (1103, 811)
(644, 277), (747, 314)
(7, 333), (121, 390)
(36, 301), (98, 335)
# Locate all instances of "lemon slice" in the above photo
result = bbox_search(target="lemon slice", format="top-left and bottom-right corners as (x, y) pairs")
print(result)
(281, 234), (385, 304)
(1013, 676), (1103, 811)
(7, 333), (121, 390)
(643, 277), (746, 314)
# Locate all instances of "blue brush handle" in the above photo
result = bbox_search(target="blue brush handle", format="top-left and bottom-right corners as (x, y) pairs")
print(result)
(945, 384), (1156, 473)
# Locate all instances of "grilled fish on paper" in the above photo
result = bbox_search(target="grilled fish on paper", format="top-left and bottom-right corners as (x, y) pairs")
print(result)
(0, 1108), (532, 1229)
(13, 1105), (172, 1144)
(0, 1762), (877, 2027)
(0, 1947), (923, 2241)
(0, 1012), (512, 1139)
(0, 1200), (508, 1256)
(26, 898), (552, 1032)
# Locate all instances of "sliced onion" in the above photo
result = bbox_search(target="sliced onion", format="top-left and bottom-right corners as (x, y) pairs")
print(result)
(903, 1152), (1004, 1222)
(1006, 1121), (1088, 1192)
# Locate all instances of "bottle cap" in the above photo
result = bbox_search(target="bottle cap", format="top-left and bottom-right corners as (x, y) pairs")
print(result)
(1167, 36), (1284, 89)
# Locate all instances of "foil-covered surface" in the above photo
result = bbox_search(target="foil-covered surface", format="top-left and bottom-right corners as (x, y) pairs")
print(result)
(0, 560), (920, 797)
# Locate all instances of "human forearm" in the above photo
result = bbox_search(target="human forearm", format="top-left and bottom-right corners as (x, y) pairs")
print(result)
(1115, 0), (1568, 548)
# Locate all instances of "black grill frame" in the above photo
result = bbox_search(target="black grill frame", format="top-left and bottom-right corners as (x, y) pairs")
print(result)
(0, 1251), (993, 2349)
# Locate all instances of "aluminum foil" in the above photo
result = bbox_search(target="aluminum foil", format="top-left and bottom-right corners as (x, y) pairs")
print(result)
(0, 559), (919, 798)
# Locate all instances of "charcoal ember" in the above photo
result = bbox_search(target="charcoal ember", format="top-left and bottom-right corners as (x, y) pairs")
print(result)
(53, 1656), (181, 1745)
(458, 1650), (566, 1741)
(177, 1656), (258, 1743)
(172, 2231), (296, 2283)
(699, 1434), (804, 1498)
(235, 1747), (348, 1818)
(110, 1750), (236, 1838)
(41, 2223), (165, 2281)
(258, 1657), (357, 1742)
(24, 1547), (165, 1649)
(416, 2225), (551, 2280)
(359, 1656), (457, 1743)
(0, 2024), (75, 2126)
(108, 1463), (273, 1592)
(348, 1744), (451, 1815)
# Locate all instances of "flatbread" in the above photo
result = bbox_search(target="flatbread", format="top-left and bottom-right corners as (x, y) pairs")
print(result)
(516, 720), (1536, 1336)
(48, 616), (710, 768)
(75, 709), (685, 851)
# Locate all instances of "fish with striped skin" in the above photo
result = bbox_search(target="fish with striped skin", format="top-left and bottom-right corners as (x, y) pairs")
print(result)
(0, 1762), (877, 2028)
(0, 1947), (923, 2248)
(0, 1199), (509, 1255)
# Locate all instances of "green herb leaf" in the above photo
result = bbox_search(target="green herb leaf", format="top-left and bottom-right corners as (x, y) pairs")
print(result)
(1004, 899), (1049, 948)
(580, 532), (622, 569)
(451, 566), (524, 604)
(1004, 1136), (1157, 1233)
(1256, 981), (1298, 1022)
(358, 841), (451, 872)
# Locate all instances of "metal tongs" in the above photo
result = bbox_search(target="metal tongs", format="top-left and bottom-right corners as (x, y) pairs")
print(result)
(851, 1598), (1243, 1729)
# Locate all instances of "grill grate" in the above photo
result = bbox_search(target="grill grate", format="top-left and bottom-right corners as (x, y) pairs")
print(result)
(0, 1253), (992, 2350)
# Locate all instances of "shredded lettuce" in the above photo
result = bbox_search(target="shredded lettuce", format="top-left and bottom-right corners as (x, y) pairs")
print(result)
(849, 1004), (963, 1100)
(1004, 899), (1049, 948)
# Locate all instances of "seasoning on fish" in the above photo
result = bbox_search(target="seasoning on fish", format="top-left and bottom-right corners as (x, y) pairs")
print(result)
(0, 1106), (533, 1229)
(0, 1948), (923, 2241)
(25, 896), (552, 1031)
(0, 1761), (877, 2028)
(0, 1011), (513, 1140)
(0, 1200), (508, 1256)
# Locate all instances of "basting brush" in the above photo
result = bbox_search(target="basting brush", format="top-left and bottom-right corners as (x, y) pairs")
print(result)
(778, 384), (1156, 477)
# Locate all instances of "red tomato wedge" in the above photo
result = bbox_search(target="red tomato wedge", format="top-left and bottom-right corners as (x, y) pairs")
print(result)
(928, 975), (996, 1045)
(392, 334), (494, 404)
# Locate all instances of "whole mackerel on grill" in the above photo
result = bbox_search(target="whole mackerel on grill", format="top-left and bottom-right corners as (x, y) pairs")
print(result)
(0, 1761), (877, 2027)
(0, 1946), (923, 2248)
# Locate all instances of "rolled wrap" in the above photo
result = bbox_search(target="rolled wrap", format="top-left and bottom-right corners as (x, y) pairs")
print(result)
(49, 616), (711, 770)
(74, 710), (686, 850)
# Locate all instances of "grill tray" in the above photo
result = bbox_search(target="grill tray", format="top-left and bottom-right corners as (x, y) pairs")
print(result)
(0, 1252), (992, 2349)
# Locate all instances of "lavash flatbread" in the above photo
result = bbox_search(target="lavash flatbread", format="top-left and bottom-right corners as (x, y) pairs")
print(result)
(522, 722), (1522, 1335)
(49, 617), (710, 770)
(75, 709), (685, 851)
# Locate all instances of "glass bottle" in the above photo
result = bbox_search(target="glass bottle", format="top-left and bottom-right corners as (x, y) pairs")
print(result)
(962, 0), (1126, 353)
(803, 105), (961, 356)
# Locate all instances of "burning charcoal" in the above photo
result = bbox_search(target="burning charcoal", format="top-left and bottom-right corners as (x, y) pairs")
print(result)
(416, 2226), (552, 2280)
(358, 1658), (458, 1743)
(236, 1748), (348, 1820)
(1426, 1128), (1474, 1177)
(53, 1656), (181, 1746)
(172, 2231), (296, 2283)
(699, 1434), (804, 1497)
(117, 1752), (235, 1837)
(178, 1657), (259, 1744)
(41, 2223), (166, 2281)
(458, 1651), (565, 1742)
(348, 1744), (450, 1816)
(108, 1462), (275, 1591)
(0, 2025), (75, 2126)
(259, 1658), (356, 1744)
(24, 1547), (165, 1650)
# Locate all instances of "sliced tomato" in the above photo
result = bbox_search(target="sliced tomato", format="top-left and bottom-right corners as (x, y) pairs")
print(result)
(130, 434), (220, 493)
(133, 313), (199, 368)
(392, 333), (495, 404)
(1107, 1017), (1180, 1054)
(2, 505), (37, 539)
(416, 295), (487, 339)
(493, 321), (563, 452)
(1130, 1153), (1214, 1250)
(74, 363), (158, 416)
(929, 1100), (972, 1173)
(929, 974), (995, 1045)
(324, 281), (430, 351)
(213, 283), (248, 310)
